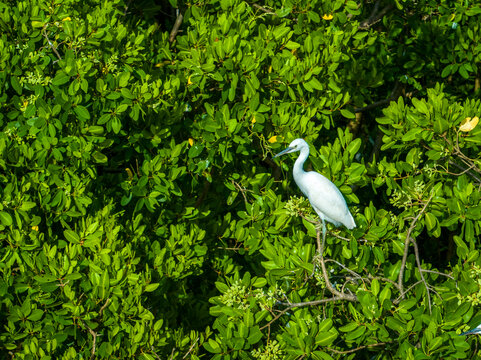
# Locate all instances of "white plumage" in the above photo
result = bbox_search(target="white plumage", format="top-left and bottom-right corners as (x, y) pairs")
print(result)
(274, 138), (356, 235)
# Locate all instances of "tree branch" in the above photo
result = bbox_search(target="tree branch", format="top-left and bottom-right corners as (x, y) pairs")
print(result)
(328, 341), (392, 355)
(317, 228), (358, 302)
(253, 3), (277, 15)
(81, 320), (98, 360)
(397, 193), (434, 298)
(359, 1), (394, 30)
(182, 337), (199, 359)
(393, 280), (424, 305)
(260, 297), (345, 331)
(42, 26), (62, 61)
(169, 10), (183, 42)
(420, 268), (454, 280)
(99, 298), (110, 317)
(411, 238), (431, 313)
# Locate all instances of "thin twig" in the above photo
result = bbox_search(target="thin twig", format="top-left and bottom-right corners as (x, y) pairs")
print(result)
(99, 298), (110, 317)
(81, 320), (98, 360)
(182, 337), (199, 359)
(123, 0), (132, 16)
(253, 3), (277, 15)
(299, 213), (318, 224)
(448, 160), (481, 184)
(411, 238), (432, 313)
(359, 1), (393, 30)
(169, 10), (183, 42)
(168, 347), (176, 360)
(324, 258), (363, 279)
(317, 228), (357, 302)
(151, 346), (161, 360)
(232, 180), (250, 204)
(260, 297), (344, 331)
(420, 269), (454, 280)
(393, 280), (423, 305)
(397, 193), (434, 297)
(328, 341), (392, 355)
(42, 26), (62, 61)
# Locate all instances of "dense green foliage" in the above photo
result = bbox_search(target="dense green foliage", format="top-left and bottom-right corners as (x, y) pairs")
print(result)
(1, 0), (481, 359)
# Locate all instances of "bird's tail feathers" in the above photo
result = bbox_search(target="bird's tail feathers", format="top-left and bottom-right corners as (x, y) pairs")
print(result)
(345, 212), (356, 229)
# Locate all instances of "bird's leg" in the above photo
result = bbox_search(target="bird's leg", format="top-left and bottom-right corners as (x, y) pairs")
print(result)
(321, 217), (326, 255)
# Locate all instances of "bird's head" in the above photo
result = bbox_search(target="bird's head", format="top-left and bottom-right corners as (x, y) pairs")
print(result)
(273, 138), (308, 158)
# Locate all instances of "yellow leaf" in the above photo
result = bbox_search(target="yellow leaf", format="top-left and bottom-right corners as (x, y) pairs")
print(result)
(62, 17), (71, 21)
(125, 168), (134, 181)
(187, 76), (193, 85)
(460, 116), (479, 132)
(32, 226), (39, 231)
(322, 14), (333, 20)
(268, 136), (277, 143)
(251, 117), (256, 124)
(188, 138), (194, 146)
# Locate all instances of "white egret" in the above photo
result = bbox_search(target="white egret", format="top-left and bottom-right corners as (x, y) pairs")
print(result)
(274, 138), (356, 251)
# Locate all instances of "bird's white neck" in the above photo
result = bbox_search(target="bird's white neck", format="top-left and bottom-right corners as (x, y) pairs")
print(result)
(293, 146), (309, 178)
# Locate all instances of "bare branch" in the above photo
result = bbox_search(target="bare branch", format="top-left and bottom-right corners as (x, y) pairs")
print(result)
(253, 3), (277, 15)
(328, 341), (392, 355)
(169, 10), (183, 42)
(398, 193), (434, 297)
(260, 297), (344, 331)
(42, 26), (62, 61)
(420, 268), (454, 280)
(317, 228), (357, 302)
(99, 298), (110, 317)
(151, 346), (161, 360)
(324, 258), (363, 280)
(277, 296), (346, 308)
(448, 160), (481, 185)
(393, 280), (423, 305)
(367, 274), (402, 292)
(81, 320), (98, 360)
(411, 238), (431, 313)
(182, 337), (200, 359)
(359, 1), (394, 30)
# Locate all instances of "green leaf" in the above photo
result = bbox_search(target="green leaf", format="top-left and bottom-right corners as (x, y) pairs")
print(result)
(144, 283), (160, 292)
(121, 88), (134, 99)
(27, 309), (44, 321)
(459, 65), (469, 79)
(425, 212), (437, 231)
(441, 65), (452, 78)
(74, 105), (90, 120)
(52, 72), (70, 86)
(204, 339), (222, 353)
(412, 98), (428, 114)
(0, 211), (13, 226)
(64, 230), (80, 243)
(92, 151), (108, 163)
(11, 76), (22, 95)
(340, 108), (356, 119)
(252, 278), (267, 287)
(118, 72), (131, 87)
(188, 144), (204, 158)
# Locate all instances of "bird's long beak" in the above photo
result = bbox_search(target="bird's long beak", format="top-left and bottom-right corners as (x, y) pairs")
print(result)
(273, 147), (294, 158)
